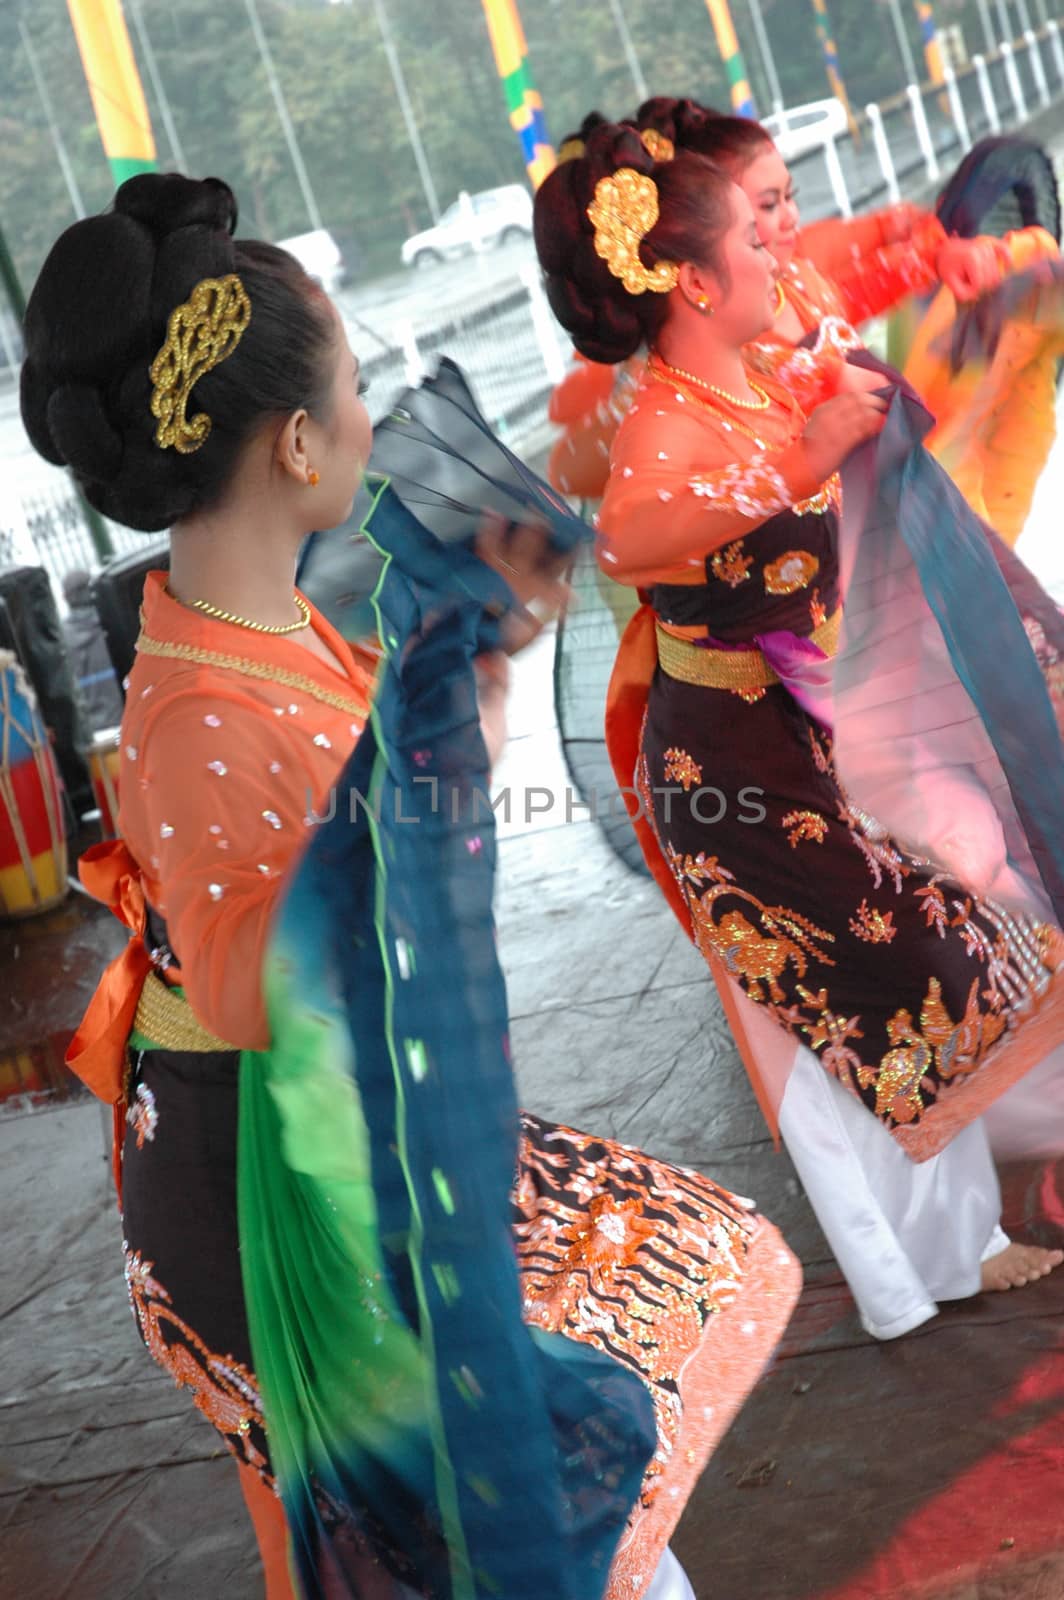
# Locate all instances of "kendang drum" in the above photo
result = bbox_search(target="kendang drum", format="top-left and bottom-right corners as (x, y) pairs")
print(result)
(0, 650), (68, 918)
(88, 727), (121, 840)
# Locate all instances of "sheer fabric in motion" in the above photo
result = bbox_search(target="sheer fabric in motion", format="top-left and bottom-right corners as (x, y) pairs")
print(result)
(241, 484), (802, 1597)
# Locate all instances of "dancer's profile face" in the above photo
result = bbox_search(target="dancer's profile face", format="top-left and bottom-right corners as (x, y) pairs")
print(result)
(306, 306), (374, 528)
(740, 144), (800, 268)
(703, 183), (780, 344)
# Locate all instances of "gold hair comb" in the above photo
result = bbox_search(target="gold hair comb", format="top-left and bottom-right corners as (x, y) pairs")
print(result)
(587, 169), (679, 296)
(149, 274), (252, 453)
(557, 137), (587, 164)
(640, 128), (675, 163)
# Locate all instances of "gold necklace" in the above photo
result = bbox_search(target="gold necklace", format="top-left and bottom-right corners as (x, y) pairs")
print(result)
(646, 363), (796, 450)
(651, 353), (772, 411)
(772, 282), (787, 317)
(185, 593), (312, 635)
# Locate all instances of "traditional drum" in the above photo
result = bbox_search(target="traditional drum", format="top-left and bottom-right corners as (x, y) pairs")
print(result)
(88, 727), (121, 840)
(0, 650), (68, 918)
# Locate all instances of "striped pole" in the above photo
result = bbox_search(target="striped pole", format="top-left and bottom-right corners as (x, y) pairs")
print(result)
(67, 0), (157, 186)
(913, 1), (947, 84)
(481, 0), (555, 190)
(809, 0), (859, 136)
(703, 0), (757, 117)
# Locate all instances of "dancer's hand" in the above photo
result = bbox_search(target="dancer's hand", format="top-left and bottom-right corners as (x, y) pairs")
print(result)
(881, 201), (924, 244)
(837, 361), (886, 396)
(475, 651), (510, 768)
(936, 236), (1009, 302)
(476, 512), (573, 654)
(801, 392), (888, 479)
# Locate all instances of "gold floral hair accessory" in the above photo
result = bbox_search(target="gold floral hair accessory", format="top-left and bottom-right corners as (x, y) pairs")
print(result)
(640, 128), (675, 163)
(149, 274), (252, 453)
(557, 137), (587, 164)
(587, 169), (679, 296)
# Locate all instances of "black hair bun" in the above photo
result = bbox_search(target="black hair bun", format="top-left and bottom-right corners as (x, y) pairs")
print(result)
(534, 122), (659, 365)
(22, 173), (335, 534)
(115, 172), (238, 239)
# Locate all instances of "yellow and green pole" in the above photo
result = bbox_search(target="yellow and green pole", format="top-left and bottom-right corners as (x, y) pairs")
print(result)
(67, 0), (157, 186)
(481, 0), (555, 190)
(703, 0), (757, 118)
(809, 0), (859, 138)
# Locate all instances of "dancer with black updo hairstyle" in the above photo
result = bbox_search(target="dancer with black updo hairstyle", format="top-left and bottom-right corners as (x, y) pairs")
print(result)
(535, 119), (1064, 1346)
(25, 173), (803, 1600)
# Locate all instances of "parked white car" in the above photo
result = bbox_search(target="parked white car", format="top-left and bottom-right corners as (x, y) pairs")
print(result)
(400, 185), (533, 269)
(277, 228), (348, 295)
(762, 98), (848, 161)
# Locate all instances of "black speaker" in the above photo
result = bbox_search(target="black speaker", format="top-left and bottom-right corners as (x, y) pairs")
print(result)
(0, 565), (92, 813)
(92, 543), (169, 690)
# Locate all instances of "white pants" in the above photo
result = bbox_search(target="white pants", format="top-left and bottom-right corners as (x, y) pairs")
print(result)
(644, 1547), (697, 1600)
(779, 1044), (1012, 1340)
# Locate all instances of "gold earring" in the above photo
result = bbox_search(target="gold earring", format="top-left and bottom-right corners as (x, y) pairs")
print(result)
(697, 296), (713, 314)
(307, 469), (320, 487)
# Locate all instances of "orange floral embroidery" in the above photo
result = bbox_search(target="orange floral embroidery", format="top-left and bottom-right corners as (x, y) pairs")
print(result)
(124, 1247), (268, 1473)
(668, 848), (836, 1004)
(915, 880), (951, 937)
(513, 1113), (757, 1518)
(710, 539), (754, 587)
(782, 809), (828, 847)
(809, 588), (828, 628)
(795, 985), (867, 1089)
(127, 1082), (158, 1148)
(664, 747), (703, 791)
(763, 550), (820, 595)
(692, 456), (791, 522)
(850, 900), (897, 944)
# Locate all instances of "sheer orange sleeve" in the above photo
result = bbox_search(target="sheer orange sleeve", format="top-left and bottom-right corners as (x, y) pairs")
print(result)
(596, 397), (822, 586)
(796, 212), (895, 279)
(548, 355), (618, 424)
(125, 690), (335, 1050)
(827, 213), (948, 325)
(747, 337), (846, 412)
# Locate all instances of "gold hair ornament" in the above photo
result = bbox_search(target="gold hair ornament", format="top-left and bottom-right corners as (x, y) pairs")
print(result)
(587, 170), (679, 296)
(640, 128), (675, 163)
(149, 274), (252, 454)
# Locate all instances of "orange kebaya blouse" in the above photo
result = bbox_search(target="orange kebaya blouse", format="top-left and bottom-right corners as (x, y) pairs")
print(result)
(596, 364), (832, 591)
(113, 573), (374, 1050)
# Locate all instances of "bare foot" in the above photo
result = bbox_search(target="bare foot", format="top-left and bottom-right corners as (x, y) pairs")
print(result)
(980, 1242), (1064, 1293)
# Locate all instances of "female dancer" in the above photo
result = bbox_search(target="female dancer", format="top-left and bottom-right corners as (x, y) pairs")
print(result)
(534, 122), (1064, 1343)
(633, 100), (1061, 545)
(24, 173), (799, 1598)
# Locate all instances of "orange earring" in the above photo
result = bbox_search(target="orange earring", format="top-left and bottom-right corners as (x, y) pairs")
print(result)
(307, 470), (320, 487)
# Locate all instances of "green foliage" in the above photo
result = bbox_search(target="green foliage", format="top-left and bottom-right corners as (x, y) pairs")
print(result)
(0, 0), (1045, 301)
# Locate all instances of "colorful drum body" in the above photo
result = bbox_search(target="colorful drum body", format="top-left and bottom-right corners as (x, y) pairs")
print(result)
(88, 727), (121, 840)
(0, 650), (68, 918)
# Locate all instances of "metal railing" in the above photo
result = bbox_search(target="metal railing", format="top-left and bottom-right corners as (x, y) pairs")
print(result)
(5, 24), (1064, 594)
(789, 24), (1064, 220)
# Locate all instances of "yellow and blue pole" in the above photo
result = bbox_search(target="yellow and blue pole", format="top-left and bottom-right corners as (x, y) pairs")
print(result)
(481, 0), (555, 190)
(703, 0), (757, 118)
(67, 0), (157, 187)
(809, 0), (859, 138)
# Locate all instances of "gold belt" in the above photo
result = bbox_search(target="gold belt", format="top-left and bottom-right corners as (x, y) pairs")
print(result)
(132, 970), (236, 1054)
(656, 608), (841, 691)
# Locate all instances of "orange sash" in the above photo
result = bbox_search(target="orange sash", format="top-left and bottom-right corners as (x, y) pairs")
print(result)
(65, 840), (155, 1198)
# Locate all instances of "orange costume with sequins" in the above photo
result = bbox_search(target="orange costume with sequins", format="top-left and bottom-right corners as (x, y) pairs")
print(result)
(598, 356), (1064, 1162)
